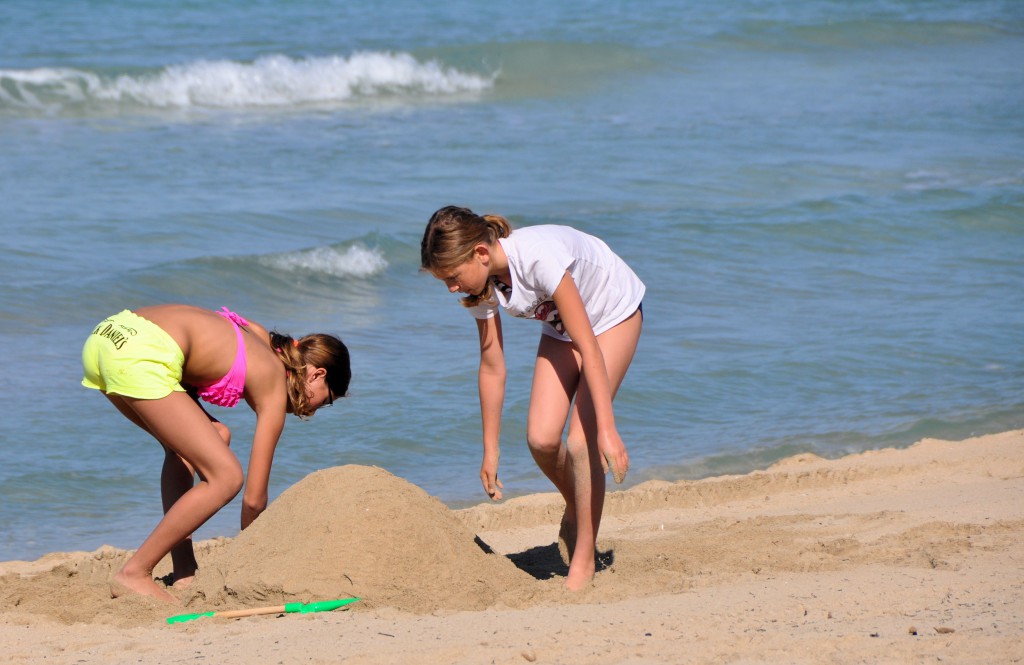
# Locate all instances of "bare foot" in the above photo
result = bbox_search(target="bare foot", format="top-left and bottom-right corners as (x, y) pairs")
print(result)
(171, 573), (195, 589)
(557, 512), (576, 567)
(564, 561), (594, 591)
(111, 569), (178, 604)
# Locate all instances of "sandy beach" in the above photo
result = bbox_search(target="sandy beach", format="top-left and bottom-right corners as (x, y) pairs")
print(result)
(2, 429), (1021, 664)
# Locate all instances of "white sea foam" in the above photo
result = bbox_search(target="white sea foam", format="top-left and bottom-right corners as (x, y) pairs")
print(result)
(262, 244), (388, 278)
(0, 52), (493, 111)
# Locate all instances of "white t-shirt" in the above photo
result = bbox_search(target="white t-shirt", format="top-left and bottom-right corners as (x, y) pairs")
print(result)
(467, 225), (645, 341)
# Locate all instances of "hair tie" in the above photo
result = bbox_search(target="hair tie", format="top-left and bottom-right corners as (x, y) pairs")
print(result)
(293, 339), (299, 348)
(275, 347), (282, 353)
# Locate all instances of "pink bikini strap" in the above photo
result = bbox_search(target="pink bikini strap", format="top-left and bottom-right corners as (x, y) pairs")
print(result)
(217, 306), (250, 328)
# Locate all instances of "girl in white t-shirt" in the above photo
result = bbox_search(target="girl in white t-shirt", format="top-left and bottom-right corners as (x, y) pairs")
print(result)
(421, 205), (645, 590)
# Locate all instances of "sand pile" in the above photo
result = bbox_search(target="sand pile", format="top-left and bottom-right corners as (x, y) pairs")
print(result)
(184, 465), (532, 614)
(0, 465), (534, 627)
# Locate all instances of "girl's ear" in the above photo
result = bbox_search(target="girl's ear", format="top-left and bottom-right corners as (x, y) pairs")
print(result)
(306, 366), (327, 382)
(473, 243), (491, 263)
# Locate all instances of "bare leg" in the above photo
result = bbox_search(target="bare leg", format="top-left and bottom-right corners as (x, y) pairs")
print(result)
(162, 420), (230, 587)
(527, 438), (576, 566)
(565, 311), (641, 589)
(160, 447), (198, 586)
(108, 394), (231, 590)
(527, 337), (578, 566)
(562, 381), (605, 590)
(109, 392), (243, 603)
(528, 311), (642, 590)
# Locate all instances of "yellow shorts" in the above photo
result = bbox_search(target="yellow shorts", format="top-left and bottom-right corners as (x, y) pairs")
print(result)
(81, 310), (187, 400)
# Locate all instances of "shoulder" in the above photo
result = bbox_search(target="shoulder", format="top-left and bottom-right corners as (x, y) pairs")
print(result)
(508, 224), (575, 241)
(244, 319), (272, 345)
(504, 225), (578, 255)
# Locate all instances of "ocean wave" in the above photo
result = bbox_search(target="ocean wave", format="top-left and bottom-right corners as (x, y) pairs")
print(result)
(0, 51), (494, 115)
(259, 243), (388, 278)
(0, 239), (394, 329)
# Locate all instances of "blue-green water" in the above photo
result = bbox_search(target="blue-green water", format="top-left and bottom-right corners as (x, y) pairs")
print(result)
(1, 1), (1022, 562)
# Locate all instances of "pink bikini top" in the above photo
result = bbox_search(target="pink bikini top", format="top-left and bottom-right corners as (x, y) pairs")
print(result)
(196, 307), (249, 408)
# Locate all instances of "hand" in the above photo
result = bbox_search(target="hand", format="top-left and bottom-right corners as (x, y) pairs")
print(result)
(480, 453), (504, 501)
(598, 429), (630, 484)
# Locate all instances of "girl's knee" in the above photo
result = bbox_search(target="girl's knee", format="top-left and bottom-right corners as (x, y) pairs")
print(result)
(565, 432), (589, 458)
(218, 477), (244, 505)
(526, 430), (561, 456)
(209, 462), (244, 503)
(224, 465), (244, 497)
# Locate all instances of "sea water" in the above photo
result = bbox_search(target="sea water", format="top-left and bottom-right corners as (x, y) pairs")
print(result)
(1, 1), (1022, 561)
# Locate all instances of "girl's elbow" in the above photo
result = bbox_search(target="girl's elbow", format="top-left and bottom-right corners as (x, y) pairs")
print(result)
(479, 362), (506, 380)
(479, 353), (506, 374)
(242, 493), (267, 513)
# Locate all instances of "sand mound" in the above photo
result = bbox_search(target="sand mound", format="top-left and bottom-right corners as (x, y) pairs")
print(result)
(185, 465), (531, 614)
(0, 465), (533, 627)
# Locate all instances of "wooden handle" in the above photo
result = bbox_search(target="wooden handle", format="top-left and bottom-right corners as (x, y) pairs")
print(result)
(215, 605), (287, 619)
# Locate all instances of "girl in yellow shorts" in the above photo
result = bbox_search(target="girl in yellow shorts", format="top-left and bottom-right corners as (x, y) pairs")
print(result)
(81, 304), (351, 603)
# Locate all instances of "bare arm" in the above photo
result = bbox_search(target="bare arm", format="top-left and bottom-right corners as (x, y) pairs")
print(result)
(241, 407), (285, 528)
(551, 271), (629, 482)
(477, 314), (506, 500)
(240, 367), (287, 529)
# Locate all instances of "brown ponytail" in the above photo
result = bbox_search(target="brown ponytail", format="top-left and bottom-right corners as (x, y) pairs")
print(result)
(270, 331), (351, 418)
(420, 205), (512, 308)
